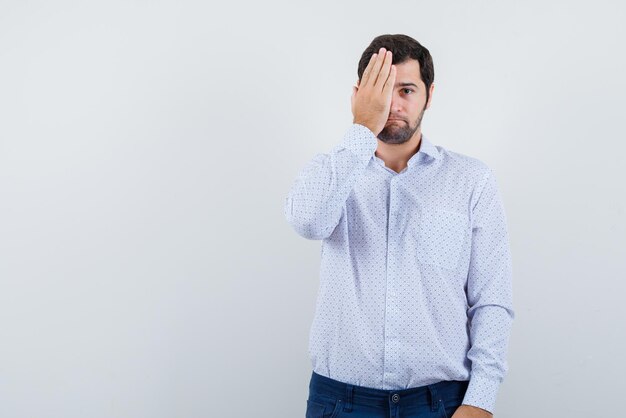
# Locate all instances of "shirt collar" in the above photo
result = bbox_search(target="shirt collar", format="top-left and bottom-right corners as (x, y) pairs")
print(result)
(407, 133), (440, 166)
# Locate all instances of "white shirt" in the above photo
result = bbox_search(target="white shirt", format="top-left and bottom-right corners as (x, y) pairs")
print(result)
(284, 123), (515, 414)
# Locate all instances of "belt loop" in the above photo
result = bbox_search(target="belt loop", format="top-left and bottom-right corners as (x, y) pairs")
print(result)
(428, 384), (440, 412)
(344, 383), (354, 412)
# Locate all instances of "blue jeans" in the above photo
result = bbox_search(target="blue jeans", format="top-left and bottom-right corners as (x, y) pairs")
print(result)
(306, 371), (469, 418)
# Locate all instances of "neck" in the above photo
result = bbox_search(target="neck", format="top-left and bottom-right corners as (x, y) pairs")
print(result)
(375, 130), (422, 172)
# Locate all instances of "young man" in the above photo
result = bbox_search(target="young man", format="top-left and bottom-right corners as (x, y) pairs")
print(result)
(284, 34), (514, 418)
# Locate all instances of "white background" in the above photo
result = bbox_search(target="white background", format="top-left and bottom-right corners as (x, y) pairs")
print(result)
(1, 1), (624, 417)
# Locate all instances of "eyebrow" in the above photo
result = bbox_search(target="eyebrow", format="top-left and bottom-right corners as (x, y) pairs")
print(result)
(395, 82), (419, 89)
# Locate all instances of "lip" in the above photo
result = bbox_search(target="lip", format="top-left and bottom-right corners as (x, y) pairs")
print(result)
(388, 119), (404, 122)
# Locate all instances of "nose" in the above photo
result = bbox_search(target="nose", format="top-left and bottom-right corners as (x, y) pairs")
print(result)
(390, 95), (402, 115)
(391, 88), (405, 107)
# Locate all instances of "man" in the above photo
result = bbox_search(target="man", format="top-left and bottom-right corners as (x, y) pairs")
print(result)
(284, 34), (514, 418)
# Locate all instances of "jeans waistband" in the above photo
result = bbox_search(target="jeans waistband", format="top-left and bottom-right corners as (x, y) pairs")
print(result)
(309, 371), (469, 409)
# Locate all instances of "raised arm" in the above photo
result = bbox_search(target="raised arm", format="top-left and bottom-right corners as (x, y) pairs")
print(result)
(283, 123), (377, 240)
(284, 47), (397, 240)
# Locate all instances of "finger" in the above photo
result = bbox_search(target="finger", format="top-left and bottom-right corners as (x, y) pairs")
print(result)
(375, 50), (393, 91)
(382, 64), (396, 96)
(369, 48), (389, 88)
(360, 52), (378, 88)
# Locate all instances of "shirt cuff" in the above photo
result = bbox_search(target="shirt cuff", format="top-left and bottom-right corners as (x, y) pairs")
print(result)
(338, 123), (378, 164)
(461, 373), (502, 415)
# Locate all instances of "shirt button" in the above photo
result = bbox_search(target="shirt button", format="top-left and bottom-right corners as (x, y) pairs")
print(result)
(391, 393), (400, 403)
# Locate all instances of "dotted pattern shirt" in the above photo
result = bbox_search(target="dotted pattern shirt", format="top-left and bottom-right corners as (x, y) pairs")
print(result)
(283, 123), (515, 415)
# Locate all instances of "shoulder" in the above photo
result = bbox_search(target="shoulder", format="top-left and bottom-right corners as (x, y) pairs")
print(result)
(434, 144), (492, 182)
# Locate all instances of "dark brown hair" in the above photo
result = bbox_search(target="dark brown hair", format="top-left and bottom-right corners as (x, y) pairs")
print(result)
(357, 34), (435, 104)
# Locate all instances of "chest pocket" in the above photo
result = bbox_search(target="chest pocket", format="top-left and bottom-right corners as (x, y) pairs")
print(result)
(416, 209), (468, 270)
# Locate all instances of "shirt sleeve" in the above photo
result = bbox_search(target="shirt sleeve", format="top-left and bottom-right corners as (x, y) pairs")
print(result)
(283, 123), (378, 240)
(461, 167), (515, 415)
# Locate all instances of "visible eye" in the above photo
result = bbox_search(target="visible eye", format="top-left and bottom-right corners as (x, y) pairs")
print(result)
(402, 88), (414, 94)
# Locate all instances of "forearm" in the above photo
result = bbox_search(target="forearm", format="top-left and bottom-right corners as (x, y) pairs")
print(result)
(284, 123), (377, 240)
(462, 303), (514, 414)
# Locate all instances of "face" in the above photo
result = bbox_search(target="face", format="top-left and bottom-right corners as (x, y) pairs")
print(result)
(375, 59), (433, 145)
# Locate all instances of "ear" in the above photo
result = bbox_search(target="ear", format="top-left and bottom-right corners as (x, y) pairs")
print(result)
(425, 83), (435, 110)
